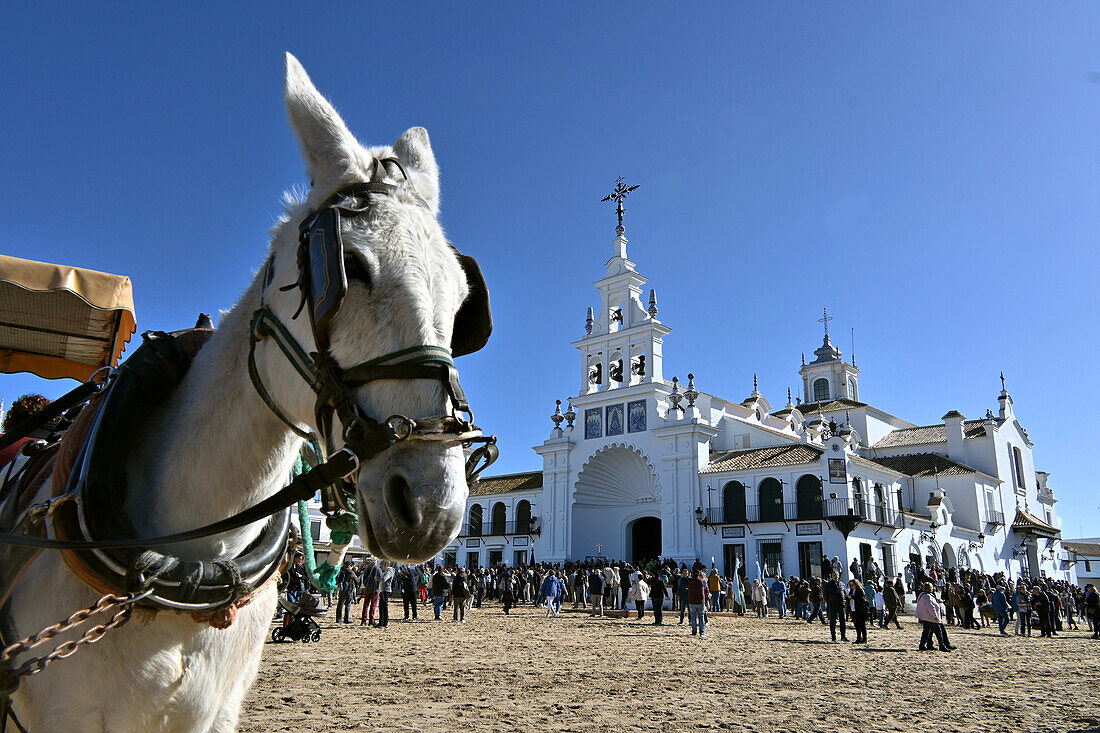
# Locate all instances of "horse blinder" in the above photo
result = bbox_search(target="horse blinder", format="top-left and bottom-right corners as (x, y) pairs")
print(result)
(298, 190), (491, 358)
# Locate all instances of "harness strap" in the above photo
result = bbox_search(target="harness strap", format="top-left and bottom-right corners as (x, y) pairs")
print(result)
(0, 449), (357, 552)
(341, 362), (471, 416)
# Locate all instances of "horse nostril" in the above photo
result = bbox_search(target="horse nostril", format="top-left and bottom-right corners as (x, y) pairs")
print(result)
(384, 474), (421, 528)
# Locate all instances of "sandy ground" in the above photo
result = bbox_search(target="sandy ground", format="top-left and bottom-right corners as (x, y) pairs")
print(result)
(240, 601), (1100, 733)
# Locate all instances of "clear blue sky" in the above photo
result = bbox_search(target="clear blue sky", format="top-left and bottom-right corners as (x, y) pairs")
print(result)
(3, 4), (1098, 535)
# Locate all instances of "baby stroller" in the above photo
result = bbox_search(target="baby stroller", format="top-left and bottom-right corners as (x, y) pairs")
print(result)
(272, 592), (325, 643)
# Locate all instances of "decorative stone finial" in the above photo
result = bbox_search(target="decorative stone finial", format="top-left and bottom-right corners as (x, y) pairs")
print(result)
(564, 399), (576, 429)
(585, 307), (594, 335)
(551, 399), (564, 430)
(753, 373), (758, 391)
(684, 373), (699, 408)
(787, 387), (793, 407)
(669, 376), (684, 415)
(648, 289), (659, 318)
(801, 353), (806, 366)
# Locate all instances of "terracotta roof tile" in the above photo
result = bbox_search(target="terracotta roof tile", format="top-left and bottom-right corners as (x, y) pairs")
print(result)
(1063, 540), (1100, 557)
(1011, 508), (1060, 537)
(873, 420), (987, 449)
(790, 398), (867, 414)
(702, 444), (823, 474)
(468, 471), (543, 497)
(866, 453), (980, 478)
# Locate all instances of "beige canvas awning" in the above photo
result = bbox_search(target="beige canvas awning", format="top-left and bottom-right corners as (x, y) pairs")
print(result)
(0, 254), (136, 381)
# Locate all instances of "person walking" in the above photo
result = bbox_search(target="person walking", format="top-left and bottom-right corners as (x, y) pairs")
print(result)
(398, 564), (418, 621)
(451, 568), (471, 623)
(807, 578), (826, 625)
(360, 558), (382, 626)
(334, 560), (359, 624)
(915, 582), (951, 652)
(541, 571), (561, 618)
(686, 570), (709, 638)
(631, 572), (651, 620)
(430, 565), (449, 621)
(501, 570), (515, 614)
(649, 571), (667, 625)
(991, 584), (1011, 636)
(572, 567), (588, 609)
(588, 568), (605, 617)
(848, 579), (869, 644)
(823, 572), (848, 642)
(771, 575), (788, 619)
(882, 579), (903, 630)
(376, 560), (394, 629)
(1083, 584), (1099, 639)
(676, 569), (691, 624)
(708, 570), (723, 613)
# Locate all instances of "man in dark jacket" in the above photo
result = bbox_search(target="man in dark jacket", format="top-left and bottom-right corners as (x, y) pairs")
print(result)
(397, 565), (418, 620)
(335, 560), (359, 623)
(649, 572), (667, 625)
(677, 569), (692, 624)
(823, 572), (848, 641)
(430, 566), (449, 620)
(883, 579), (903, 629)
(588, 569), (605, 617)
(686, 571), (709, 637)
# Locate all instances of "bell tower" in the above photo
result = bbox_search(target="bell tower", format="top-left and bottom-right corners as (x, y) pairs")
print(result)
(575, 179), (669, 394)
(799, 308), (860, 404)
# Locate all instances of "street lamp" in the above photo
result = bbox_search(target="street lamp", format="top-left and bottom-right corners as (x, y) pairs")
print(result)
(695, 506), (716, 534)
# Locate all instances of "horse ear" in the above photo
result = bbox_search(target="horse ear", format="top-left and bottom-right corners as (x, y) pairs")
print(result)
(394, 127), (440, 214)
(283, 53), (360, 186)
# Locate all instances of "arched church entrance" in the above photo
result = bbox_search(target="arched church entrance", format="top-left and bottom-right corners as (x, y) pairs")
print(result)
(941, 544), (957, 570)
(572, 445), (660, 562)
(629, 517), (661, 565)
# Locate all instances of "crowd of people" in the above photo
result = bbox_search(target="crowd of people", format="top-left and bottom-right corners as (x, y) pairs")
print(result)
(284, 553), (1100, 649)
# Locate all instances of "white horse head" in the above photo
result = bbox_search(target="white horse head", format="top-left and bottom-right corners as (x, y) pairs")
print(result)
(260, 54), (471, 561)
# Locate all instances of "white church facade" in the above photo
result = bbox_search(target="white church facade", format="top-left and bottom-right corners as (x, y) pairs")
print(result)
(436, 220), (1075, 584)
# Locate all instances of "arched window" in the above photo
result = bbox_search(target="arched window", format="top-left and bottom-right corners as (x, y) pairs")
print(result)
(847, 378), (856, 399)
(516, 500), (532, 533)
(796, 475), (823, 519)
(872, 484), (885, 523)
(813, 378), (830, 402)
(468, 505), (483, 536)
(852, 477), (866, 518)
(759, 478), (784, 522)
(491, 502), (507, 535)
(1013, 447), (1026, 490)
(723, 481), (747, 524)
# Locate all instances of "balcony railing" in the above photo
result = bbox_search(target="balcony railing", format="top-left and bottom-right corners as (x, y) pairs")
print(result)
(703, 498), (901, 528)
(459, 520), (536, 537)
(985, 509), (1005, 527)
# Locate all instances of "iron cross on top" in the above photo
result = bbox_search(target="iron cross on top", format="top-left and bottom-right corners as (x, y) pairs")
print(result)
(601, 177), (640, 230)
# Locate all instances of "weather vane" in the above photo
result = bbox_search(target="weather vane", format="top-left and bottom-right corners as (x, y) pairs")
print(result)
(601, 177), (640, 233)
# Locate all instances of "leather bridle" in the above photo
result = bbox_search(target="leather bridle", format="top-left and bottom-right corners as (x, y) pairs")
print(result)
(248, 157), (498, 515)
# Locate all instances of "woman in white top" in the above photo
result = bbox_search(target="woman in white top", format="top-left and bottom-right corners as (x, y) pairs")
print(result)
(631, 573), (651, 619)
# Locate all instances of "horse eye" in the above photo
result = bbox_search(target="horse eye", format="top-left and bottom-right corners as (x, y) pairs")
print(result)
(343, 254), (371, 288)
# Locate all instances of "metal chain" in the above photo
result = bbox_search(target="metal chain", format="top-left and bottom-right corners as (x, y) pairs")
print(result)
(0, 591), (151, 680)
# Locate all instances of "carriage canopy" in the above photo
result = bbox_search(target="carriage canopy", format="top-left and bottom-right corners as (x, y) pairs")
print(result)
(0, 254), (136, 381)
